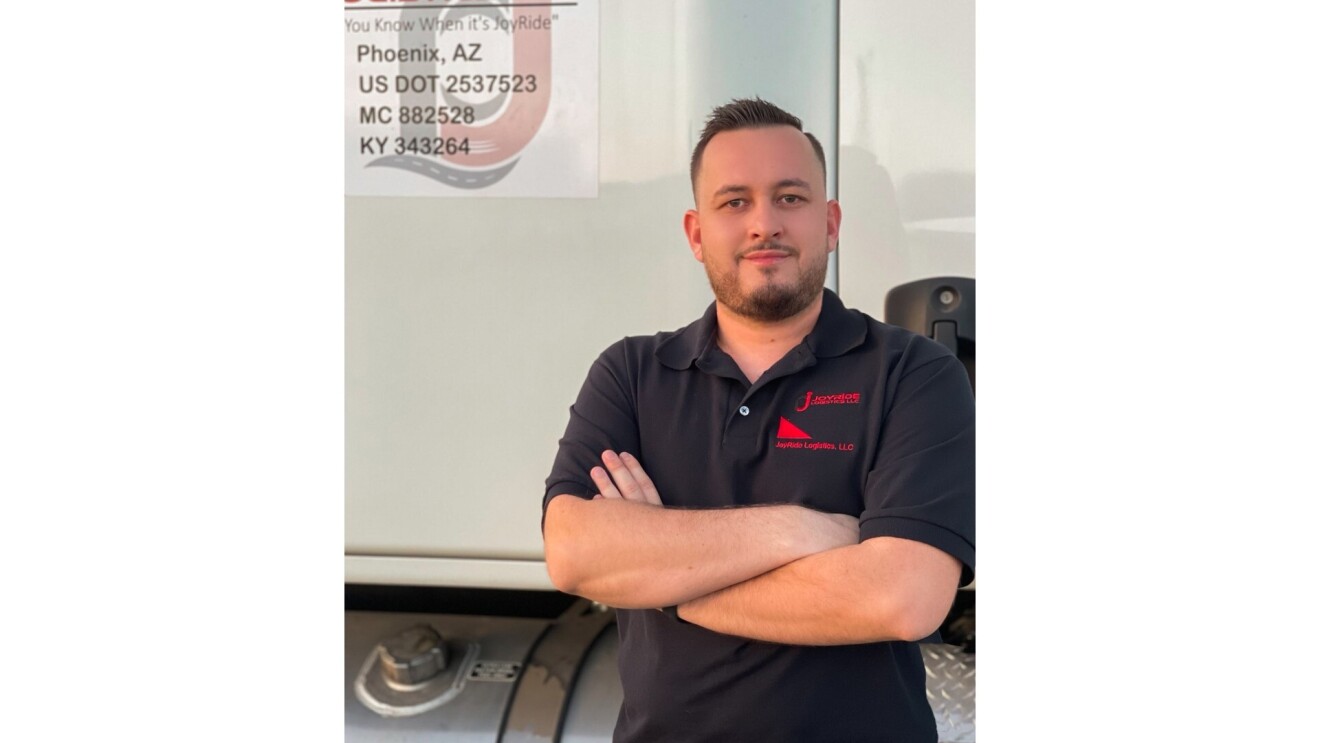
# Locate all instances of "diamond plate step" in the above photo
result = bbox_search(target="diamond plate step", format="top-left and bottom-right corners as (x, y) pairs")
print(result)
(923, 643), (975, 743)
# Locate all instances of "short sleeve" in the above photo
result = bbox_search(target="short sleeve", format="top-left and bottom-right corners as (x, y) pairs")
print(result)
(542, 341), (642, 520)
(859, 350), (975, 586)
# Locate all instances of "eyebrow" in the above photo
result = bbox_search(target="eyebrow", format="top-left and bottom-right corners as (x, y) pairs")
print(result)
(773, 178), (812, 191)
(710, 179), (814, 200)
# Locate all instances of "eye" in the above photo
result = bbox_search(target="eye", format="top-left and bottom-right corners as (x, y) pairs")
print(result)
(780, 194), (805, 205)
(724, 198), (746, 208)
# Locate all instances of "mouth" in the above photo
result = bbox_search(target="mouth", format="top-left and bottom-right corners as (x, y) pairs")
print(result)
(740, 247), (795, 266)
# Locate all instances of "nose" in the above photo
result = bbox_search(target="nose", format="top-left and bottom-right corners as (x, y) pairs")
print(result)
(747, 200), (784, 242)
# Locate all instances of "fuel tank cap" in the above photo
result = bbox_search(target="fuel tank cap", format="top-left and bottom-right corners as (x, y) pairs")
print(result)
(378, 625), (449, 685)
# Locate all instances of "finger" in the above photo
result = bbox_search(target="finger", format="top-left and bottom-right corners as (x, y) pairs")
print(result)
(601, 450), (646, 502)
(619, 452), (662, 505)
(590, 466), (622, 499)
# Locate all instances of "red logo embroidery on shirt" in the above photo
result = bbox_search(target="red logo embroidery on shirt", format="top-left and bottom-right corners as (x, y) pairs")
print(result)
(774, 417), (856, 452)
(794, 390), (862, 412)
(776, 417), (812, 439)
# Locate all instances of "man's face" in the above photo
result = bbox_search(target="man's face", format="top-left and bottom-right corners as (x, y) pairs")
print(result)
(684, 126), (841, 323)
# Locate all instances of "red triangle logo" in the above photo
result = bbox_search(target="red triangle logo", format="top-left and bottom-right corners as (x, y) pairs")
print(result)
(777, 417), (812, 439)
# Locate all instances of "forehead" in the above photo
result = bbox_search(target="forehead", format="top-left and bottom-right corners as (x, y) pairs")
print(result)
(697, 126), (823, 196)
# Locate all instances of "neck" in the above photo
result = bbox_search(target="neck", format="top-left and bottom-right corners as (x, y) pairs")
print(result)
(714, 292), (824, 384)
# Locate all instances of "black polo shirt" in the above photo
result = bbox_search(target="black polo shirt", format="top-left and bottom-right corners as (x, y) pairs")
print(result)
(544, 289), (974, 743)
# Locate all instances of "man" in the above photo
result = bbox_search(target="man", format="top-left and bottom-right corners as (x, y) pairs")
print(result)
(542, 98), (974, 742)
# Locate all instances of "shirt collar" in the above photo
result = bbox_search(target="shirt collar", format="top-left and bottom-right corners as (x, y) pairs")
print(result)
(655, 288), (867, 370)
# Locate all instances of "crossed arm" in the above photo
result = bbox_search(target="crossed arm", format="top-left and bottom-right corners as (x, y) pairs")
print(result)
(542, 449), (962, 645)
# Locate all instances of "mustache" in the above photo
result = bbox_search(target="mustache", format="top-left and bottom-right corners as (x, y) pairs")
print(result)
(738, 241), (798, 258)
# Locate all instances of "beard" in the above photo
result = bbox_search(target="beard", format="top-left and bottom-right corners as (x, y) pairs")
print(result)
(705, 240), (829, 323)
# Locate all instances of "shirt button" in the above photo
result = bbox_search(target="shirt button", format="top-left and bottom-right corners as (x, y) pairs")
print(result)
(738, 405), (750, 416)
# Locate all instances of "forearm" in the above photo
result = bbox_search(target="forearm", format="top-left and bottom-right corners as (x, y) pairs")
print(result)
(543, 495), (850, 609)
(677, 537), (961, 645)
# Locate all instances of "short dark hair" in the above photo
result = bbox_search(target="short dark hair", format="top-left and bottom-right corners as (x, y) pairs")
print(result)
(689, 97), (827, 194)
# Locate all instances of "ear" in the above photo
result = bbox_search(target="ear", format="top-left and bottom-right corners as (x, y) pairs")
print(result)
(683, 209), (704, 263)
(826, 200), (842, 254)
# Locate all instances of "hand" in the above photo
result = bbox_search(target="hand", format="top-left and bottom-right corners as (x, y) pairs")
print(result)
(590, 450), (664, 506)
